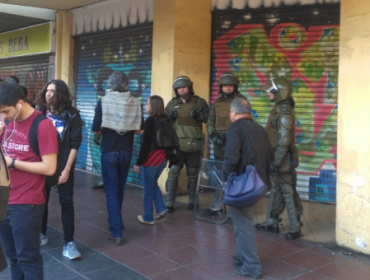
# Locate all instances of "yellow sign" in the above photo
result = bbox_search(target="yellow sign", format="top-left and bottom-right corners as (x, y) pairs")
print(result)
(0, 23), (51, 59)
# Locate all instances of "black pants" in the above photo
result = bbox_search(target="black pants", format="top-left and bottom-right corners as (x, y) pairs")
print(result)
(41, 171), (75, 245)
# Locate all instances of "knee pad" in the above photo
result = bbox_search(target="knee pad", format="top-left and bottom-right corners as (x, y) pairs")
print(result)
(169, 165), (181, 176)
(187, 167), (199, 177)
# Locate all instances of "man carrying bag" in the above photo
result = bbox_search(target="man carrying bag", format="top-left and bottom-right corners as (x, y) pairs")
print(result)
(222, 98), (273, 279)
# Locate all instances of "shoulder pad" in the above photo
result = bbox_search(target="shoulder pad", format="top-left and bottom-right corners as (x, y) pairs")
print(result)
(280, 115), (294, 129)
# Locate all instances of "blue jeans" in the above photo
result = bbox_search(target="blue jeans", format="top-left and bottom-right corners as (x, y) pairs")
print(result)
(101, 151), (132, 237)
(0, 204), (44, 280)
(142, 161), (167, 222)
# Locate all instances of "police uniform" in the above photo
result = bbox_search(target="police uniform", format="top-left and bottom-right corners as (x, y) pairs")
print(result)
(256, 77), (303, 240)
(165, 76), (209, 212)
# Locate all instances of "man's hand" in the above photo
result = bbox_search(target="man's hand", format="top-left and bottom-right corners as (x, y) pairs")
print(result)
(134, 165), (140, 174)
(169, 110), (178, 121)
(94, 134), (102, 145)
(270, 164), (279, 174)
(58, 168), (70, 185)
(4, 156), (11, 167)
(190, 109), (201, 119)
(210, 132), (225, 146)
(0, 121), (5, 136)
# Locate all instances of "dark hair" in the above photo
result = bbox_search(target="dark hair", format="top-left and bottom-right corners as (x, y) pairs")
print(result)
(0, 81), (26, 107)
(148, 95), (166, 117)
(36, 79), (72, 114)
(108, 73), (129, 92)
(7, 76), (19, 84)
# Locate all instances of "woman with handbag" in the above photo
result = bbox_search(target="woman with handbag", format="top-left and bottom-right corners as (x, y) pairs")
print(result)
(134, 95), (169, 225)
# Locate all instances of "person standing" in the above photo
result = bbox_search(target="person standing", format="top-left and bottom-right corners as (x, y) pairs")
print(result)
(36, 80), (83, 259)
(134, 95), (169, 225)
(92, 72), (142, 245)
(223, 98), (272, 279)
(0, 81), (58, 279)
(255, 77), (303, 240)
(164, 76), (209, 212)
(204, 73), (246, 216)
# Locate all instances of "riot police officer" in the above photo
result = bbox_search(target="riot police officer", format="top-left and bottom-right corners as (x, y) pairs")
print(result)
(256, 77), (303, 240)
(165, 76), (209, 212)
(204, 73), (246, 216)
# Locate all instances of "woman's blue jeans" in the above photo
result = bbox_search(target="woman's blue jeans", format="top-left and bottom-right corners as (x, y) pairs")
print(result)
(142, 160), (167, 222)
(101, 151), (132, 237)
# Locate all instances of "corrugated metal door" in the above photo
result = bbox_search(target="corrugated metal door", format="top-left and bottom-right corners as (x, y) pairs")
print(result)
(0, 54), (53, 103)
(75, 25), (153, 186)
(211, 4), (339, 203)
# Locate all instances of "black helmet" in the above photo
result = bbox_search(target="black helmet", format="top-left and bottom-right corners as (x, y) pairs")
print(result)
(262, 77), (293, 102)
(218, 73), (239, 94)
(172, 76), (194, 97)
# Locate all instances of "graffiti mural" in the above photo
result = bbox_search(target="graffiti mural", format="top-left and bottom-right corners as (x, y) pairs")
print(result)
(0, 60), (49, 103)
(211, 4), (339, 202)
(75, 28), (152, 186)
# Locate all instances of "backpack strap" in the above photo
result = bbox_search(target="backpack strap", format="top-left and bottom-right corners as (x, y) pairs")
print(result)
(29, 114), (47, 157)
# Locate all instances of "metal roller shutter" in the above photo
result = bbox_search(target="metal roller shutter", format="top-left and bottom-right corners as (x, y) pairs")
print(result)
(211, 4), (339, 203)
(75, 25), (153, 186)
(0, 54), (53, 103)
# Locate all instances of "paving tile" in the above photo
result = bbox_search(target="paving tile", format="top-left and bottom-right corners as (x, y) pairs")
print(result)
(151, 267), (211, 280)
(314, 260), (370, 280)
(219, 273), (273, 279)
(43, 262), (80, 280)
(83, 264), (146, 280)
(257, 241), (301, 259)
(126, 255), (181, 277)
(290, 272), (337, 280)
(263, 260), (309, 280)
(159, 245), (213, 266)
(103, 243), (155, 265)
(137, 236), (188, 254)
(280, 250), (335, 270)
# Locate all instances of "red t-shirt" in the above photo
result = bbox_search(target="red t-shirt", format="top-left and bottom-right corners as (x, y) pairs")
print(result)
(1, 110), (58, 205)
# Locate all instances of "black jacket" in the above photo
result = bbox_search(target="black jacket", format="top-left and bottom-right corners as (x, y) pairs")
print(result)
(59, 107), (83, 169)
(223, 117), (274, 189)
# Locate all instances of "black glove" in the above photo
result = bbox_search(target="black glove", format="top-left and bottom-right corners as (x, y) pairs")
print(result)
(270, 164), (279, 174)
(218, 133), (226, 142)
(210, 132), (224, 146)
(190, 109), (201, 119)
(94, 134), (102, 145)
(169, 110), (178, 121)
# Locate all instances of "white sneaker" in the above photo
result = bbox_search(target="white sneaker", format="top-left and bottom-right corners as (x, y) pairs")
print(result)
(63, 241), (81, 260)
(40, 234), (48, 246)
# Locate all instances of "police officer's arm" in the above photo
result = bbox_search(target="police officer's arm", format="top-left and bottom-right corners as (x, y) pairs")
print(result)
(274, 115), (293, 166)
(206, 103), (216, 135)
(197, 98), (209, 123)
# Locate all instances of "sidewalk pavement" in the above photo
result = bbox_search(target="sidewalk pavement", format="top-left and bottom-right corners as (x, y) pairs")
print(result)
(1, 170), (369, 280)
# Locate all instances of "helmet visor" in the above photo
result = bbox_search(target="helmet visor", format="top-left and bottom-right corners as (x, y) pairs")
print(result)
(262, 79), (279, 94)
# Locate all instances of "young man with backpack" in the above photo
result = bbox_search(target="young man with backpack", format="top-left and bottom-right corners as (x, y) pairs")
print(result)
(164, 76), (209, 212)
(0, 81), (58, 279)
(36, 80), (83, 259)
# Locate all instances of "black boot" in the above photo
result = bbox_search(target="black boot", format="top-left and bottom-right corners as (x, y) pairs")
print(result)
(188, 204), (194, 210)
(203, 208), (222, 216)
(255, 223), (279, 233)
(286, 230), (301, 240)
(166, 206), (174, 213)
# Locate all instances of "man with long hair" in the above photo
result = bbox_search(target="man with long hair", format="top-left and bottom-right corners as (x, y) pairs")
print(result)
(0, 81), (58, 279)
(36, 80), (83, 259)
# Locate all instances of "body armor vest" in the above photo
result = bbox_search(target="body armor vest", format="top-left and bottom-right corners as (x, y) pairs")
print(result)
(214, 98), (233, 132)
(173, 96), (203, 153)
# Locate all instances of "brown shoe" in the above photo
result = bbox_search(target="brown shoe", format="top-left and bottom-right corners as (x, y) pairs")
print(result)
(108, 234), (123, 246)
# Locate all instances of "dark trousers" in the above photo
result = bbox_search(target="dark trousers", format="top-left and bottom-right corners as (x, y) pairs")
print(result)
(0, 204), (44, 280)
(41, 172), (75, 244)
(101, 151), (132, 238)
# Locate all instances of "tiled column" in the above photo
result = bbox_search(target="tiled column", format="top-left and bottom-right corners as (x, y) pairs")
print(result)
(152, 0), (212, 193)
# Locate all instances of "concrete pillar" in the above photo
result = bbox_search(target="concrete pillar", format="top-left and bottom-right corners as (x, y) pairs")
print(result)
(55, 10), (74, 92)
(152, 0), (212, 193)
(337, 0), (370, 254)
